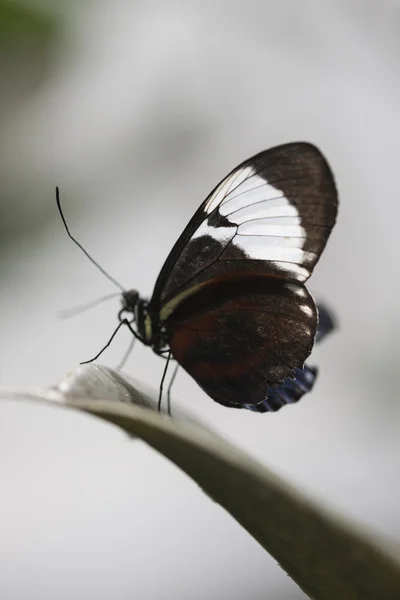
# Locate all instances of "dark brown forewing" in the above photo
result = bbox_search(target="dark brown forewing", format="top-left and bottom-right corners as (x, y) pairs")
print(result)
(150, 142), (338, 309)
(167, 278), (317, 407)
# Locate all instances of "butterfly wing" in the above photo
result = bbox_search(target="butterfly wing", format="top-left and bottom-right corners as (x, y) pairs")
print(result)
(167, 278), (318, 407)
(150, 142), (338, 314)
(234, 303), (336, 412)
(242, 366), (318, 413)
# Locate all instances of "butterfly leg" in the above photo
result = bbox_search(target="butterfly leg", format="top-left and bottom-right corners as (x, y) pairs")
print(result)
(158, 350), (172, 413)
(80, 319), (126, 364)
(80, 318), (143, 365)
(167, 363), (179, 417)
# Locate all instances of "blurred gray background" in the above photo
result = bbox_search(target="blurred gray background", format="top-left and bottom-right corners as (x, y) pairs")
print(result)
(0, 1), (399, 598)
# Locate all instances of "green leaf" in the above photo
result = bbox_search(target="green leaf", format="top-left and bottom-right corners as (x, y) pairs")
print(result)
(2, 364), (400, 599)
(0, 1), (55, 44)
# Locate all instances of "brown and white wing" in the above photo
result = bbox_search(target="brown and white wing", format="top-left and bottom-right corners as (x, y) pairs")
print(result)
(150, 142), (338, 311)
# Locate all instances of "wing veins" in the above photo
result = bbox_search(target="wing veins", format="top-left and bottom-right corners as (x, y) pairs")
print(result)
(153, 143), (337, 308)
(220, 182), (282, 211)
(218, 169), (327, 213)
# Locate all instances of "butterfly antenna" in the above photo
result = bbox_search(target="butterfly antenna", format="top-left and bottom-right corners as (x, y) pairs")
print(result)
(56, 186), (125, 292)
(58, 292), (121, 320)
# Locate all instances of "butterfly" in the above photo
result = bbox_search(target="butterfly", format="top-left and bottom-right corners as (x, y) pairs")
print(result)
(58, 141), (338, 413)
(116, 141), (338, 413)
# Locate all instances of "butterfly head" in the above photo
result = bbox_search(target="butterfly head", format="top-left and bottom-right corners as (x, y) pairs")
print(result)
(118, 289), (152, 344)
(120, 289), (139, 315)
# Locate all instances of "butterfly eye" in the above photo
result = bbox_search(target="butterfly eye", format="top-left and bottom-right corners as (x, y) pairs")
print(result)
(121, 289), (139, 312)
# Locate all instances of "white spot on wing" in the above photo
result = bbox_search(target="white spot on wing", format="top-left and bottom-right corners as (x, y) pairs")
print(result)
(220, 176), (280, 215)
(272, 262), (309, 281)
(192, 165), (315, 282)
(223, 189), (281, 216)
(236, 233), (305, 250)
(238, 221), (305, 238)
(233, 235), (309, 263)
(204, 165), (254, 214)
(191, 219), (234, 243)
(300, 304), (314, 317)
(226, 200), (300, 222)
(288, 284), (307, 297)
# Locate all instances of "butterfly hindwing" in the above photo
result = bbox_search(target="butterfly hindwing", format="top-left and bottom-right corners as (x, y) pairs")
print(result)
(243, 365), (319, 413)
(315, 303), (336, 343)
(167, 278), (317, 407)
(226, 303), (335, 413)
